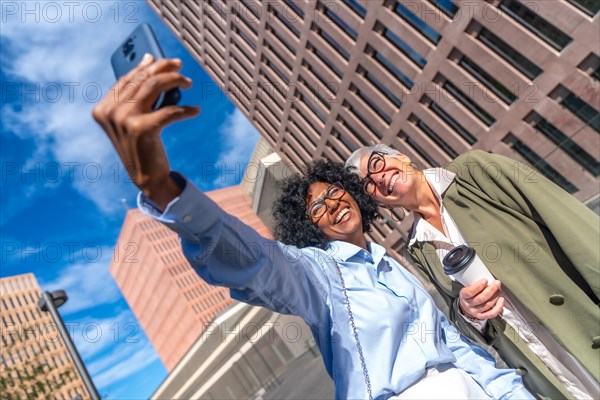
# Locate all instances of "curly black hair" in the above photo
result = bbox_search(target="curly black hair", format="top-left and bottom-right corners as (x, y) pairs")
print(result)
(273, 160), (379, 250)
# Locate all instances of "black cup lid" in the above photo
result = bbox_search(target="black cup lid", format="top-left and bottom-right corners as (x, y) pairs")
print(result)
(443, 245), (476, 275)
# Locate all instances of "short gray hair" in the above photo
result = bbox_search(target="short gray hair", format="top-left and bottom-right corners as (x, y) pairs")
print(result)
(345, 144), (400, 176)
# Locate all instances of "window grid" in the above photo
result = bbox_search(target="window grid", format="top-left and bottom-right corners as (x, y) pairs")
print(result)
(504, 134), (578, 193)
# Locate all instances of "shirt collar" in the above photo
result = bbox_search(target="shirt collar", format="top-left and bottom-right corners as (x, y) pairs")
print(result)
(408, 168), (456, 247)
(326, 240), (387, 267)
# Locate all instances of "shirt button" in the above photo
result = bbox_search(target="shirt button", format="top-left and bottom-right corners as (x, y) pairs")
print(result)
(515, 368), (528, 376)
(549, 294), (564, 306)
(592, 336), (600, 349)
(183, 215), (192, 223)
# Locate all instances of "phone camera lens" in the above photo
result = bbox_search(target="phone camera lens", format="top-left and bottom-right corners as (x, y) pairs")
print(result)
(128, 52), (136, 62)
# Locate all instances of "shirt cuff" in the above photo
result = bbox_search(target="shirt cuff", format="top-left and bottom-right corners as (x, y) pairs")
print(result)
(137, 171), (187, 217)
(136, 171), (223, 243)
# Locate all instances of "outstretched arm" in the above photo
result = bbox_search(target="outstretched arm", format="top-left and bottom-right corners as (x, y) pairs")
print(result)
(93, 55), (330, 324)
(137, 174), (330, 324)
(92, 53), (199, 209)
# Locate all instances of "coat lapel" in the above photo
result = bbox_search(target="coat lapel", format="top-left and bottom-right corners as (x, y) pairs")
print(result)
(441, 180), (510, 284)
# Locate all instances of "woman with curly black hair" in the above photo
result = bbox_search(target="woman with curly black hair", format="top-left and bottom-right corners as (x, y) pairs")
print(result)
(272, 159), (378, 250)
(93, 57), (533, 400)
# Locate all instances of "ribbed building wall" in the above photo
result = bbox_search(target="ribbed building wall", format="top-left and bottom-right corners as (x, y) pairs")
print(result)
(146, 0), (599, 258)
(0, 274), (92, 399)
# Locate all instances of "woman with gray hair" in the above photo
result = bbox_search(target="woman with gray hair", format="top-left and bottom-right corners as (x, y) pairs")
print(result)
(345, 145), (600, 399)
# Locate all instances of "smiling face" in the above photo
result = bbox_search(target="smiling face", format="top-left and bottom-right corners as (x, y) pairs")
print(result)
(306, 181), (366, 247)
(358, 152), (422, 208)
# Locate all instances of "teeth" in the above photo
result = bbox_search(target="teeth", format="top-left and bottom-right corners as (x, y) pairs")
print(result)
(335, 208), (349, 224)
(388, 174), (399, 194)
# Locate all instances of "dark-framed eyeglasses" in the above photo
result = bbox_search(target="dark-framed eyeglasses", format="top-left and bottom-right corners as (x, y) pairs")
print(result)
(363, 151), (386, 195)
(307, 182), (346, 221)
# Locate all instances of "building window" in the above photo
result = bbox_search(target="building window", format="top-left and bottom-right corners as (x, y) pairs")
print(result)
(427, 0), (458, 18)
(301, 77), (332, 110)
(235, 26), (257, 50)
(477, 28), (543, 79)
(264, 57), (290, 85)
(458, 56), (517, 104)
(376, 22), (427, 68)
(394, 1), (441, 44)
(265, 42), (292, 72)
(565, 0), (600, 16)
(259, 82), (284, 112)
(368, 46), (414, 89)
(303, 60), (338, 94)
(499, 0), (572, 51)
(344, 0), (367, 18)
(239, 0), (261, 20)
(350, 83), (393, 124)
(266, 24), (296, 55)
(260, 68), (287, 98)
(283, 0), (305, 19)
(503, 134), (578, 193)
(315, 23), (351, 60)
(308, 42), (343, 78)
(558, 90), (600, 133)
(272, 5), (300, 37)
(429, 101), (477, 144)
(413, 116), (458, 158)
(593, 65), (600, 81)
(338, 116), (370, 147)
(322, 2), (358, 39)
(232, 40), (254, 66)
(233, 7), (258, 35)
(527, 114), (600, 176)
(300, 91), (328, 122)
(343, 100), (382, 138)
(292, 104), (322, 135)
(359, 66), (403, 108)
(443, 81), (496, 126)
(405, 135), (440, 167)
(208, 0), (227, 20)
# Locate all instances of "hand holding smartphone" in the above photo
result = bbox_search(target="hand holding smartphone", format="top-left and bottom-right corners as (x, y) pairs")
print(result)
(111, 23), (181, 109)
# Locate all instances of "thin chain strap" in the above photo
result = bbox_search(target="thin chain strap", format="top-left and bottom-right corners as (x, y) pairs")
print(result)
(332, 260), (373, 400)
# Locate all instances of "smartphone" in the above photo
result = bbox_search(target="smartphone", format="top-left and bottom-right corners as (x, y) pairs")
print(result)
(111, 23), (181, 110)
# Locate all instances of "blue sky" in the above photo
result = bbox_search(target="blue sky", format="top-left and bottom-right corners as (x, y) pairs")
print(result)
(1, 1), (259, 398)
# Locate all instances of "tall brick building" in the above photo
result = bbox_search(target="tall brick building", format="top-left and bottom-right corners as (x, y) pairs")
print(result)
(0, 274), (91, 399)
(110, 186), (272, 371)
(146, 0), (599, 253)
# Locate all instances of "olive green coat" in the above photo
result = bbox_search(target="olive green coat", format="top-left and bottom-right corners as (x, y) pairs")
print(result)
(407, 151), (599, 399)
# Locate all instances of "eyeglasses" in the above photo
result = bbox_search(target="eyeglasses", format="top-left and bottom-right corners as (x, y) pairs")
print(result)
(363, 151), (386, 195)
(307, 182), (346, 221)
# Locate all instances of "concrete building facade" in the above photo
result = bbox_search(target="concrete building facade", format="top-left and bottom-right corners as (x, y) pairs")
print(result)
(0, 274), (91, 399)
(110, 186), (272, 371)
(146, 0), (599, 254)
(151, 302), (333, 399)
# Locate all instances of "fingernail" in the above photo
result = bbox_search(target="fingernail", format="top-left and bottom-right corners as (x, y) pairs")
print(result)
(173, 58), (182, 65)
(142, 53), (153, 65)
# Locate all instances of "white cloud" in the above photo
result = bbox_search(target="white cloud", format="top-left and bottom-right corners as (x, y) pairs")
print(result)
(92, 341), (158, 389)
(65, 311), (159, 392)
(40, 246), (121, 315)
(0, 3), (147, 217)
(67, 310), (137, 360)
(213, 108), (260, 187)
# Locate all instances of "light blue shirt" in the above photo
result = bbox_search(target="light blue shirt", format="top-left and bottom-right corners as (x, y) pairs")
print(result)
(138, 174), (533, 400)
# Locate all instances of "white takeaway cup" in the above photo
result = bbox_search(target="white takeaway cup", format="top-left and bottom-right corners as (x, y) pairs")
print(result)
(442, 245), (495, 286)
